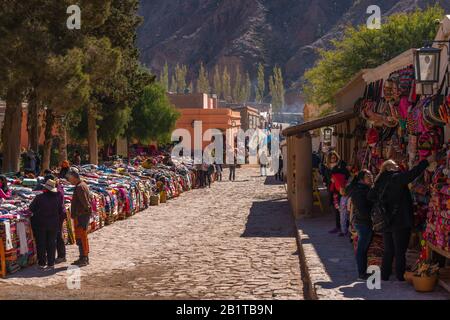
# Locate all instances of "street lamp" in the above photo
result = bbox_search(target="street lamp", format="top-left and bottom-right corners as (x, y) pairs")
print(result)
(414, 39), (450, 95)
(323, 127), (332, 144)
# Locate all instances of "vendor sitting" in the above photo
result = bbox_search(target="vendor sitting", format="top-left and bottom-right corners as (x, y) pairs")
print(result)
(0, 175), (11, 199)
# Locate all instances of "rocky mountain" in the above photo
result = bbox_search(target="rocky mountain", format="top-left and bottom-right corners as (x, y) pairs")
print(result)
(137, 0), (450, 104)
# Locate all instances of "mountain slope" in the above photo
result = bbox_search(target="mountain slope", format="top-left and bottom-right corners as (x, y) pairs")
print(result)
(137, 0), (450, 99)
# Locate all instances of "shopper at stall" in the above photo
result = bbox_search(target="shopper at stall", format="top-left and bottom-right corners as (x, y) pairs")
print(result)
(214, 162), (223, 182)
(59, 160), (70, 179)
(229, 152), (237, 182)
(276, 154), (284, 181)
(368, 158), (432, 281)
(67, 167), (91, 267)
(0, 175), (11, 199)
(349, 169), (374, 280)
(29, 178), (64, 270)
(46, 174), (67, 264)
(325, 151), (350, 234)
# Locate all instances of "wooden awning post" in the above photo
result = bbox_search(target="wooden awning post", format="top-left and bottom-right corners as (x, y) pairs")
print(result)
(296, 132), (313, 217)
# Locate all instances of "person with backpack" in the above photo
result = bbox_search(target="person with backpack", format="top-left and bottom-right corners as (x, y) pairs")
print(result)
(66, 167), (91, 267)
(368, 158), (434, 281)
(348, 170), (374, 280)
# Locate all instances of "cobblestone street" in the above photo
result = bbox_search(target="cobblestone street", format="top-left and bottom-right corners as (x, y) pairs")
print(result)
(0, 167), (304, 300)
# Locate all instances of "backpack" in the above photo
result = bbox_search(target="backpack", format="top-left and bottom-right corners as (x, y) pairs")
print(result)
(371, 178), (396, 233)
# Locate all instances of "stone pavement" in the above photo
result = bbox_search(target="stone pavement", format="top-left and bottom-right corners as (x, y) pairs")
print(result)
(297, 214), (450, 300)
(0, 168), (303, 300)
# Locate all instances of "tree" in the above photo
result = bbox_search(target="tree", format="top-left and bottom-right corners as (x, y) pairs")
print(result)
(269, 66), (285, 112)
(197, 62), (210, 93)
(160, 62), (169, 91)
(255, 63), (265, 103)
(243, 72), (252, 102)
(222, 66), (231, 101)
(213, 65), (222, 98)
(127, 83), (180, 144)
(170, 74), (177, 93)
(174, 64), (188, 93)
(304, 5), (444, 105)
(232, 66), (242, 103)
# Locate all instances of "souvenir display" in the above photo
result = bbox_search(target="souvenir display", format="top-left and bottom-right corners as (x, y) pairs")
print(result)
(0, 154), (202, 275)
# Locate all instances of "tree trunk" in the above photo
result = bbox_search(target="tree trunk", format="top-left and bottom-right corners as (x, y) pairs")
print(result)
(56, 116), (68, 163)
(27, 91), (40, 153)
(42, 110), (55, 172)
(1, 88), (23, 173)
(87, 106), (98, 165)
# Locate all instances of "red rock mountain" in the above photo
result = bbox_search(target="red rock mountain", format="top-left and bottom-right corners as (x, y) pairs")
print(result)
(137, 0), (450, 102)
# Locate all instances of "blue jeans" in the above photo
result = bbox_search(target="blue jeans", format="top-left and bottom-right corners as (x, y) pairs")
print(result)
(354, 224), (373, 276)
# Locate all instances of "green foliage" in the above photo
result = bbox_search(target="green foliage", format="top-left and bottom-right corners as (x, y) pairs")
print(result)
(160, 62), (169, 91)
(197, 62), (210, 94)
(269, 66), (285, 111)
(128, 83), (180, 144)
(255, 63), (265, 103)
(304, 5), (444, 106)
(213, 65), (222, 97)
(222, 66), (231, 101)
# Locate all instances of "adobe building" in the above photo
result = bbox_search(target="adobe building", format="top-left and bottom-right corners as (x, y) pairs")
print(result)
(169, 93), (241, 152)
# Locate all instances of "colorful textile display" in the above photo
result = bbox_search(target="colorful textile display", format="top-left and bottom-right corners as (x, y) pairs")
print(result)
(0, 154), (201, 275)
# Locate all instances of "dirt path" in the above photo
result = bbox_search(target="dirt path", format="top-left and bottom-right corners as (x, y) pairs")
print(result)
(0, 167), (303, 300)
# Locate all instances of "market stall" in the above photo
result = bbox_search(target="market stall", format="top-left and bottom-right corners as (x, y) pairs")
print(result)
(0, 155), (200, 276)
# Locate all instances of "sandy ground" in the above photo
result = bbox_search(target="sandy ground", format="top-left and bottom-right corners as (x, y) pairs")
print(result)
(0, 167), (304, 300)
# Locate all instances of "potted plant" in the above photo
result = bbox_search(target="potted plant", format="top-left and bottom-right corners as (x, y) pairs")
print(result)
(412, 260), (440, 292)
(404, 261), (419, 284)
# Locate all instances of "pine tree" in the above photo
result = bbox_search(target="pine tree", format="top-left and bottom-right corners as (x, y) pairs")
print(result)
(197, 62), (210, 93)
(232, 66), (242, 102)
(213, 65), (222, 98)
(243, 72), (252, 102)
(269, 66), (285, 112)
(255, 63), (265, 103)
(170, 74), (177, 93)
(175, 64), (187, 93)
(160, 62), (169, 91)
(222, 66), (231, 101)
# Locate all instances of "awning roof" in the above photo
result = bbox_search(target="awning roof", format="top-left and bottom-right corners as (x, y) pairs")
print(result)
(282, 110), (356, 137)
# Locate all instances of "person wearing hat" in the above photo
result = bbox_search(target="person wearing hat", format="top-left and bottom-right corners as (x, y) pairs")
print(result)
(29, 178), (65, 270)
(66, 167), (91, 267)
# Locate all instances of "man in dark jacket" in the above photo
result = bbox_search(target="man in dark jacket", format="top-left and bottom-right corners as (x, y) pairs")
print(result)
(349, 169), (374, 280)
(368, 159), (432, 281)
(30, 179), (65, 270)
(67, 167), (91, 267)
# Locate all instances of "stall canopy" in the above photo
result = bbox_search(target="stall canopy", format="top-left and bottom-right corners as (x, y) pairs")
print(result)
(282, 110), (356, 137)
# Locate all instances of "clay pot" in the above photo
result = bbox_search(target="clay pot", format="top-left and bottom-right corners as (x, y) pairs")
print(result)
(412, 275), (438, 292)
(404, 271), (414, 284)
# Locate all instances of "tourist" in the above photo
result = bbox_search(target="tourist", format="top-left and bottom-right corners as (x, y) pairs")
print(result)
(368, 158), (433, 281)
(201, 162), (209, 188)
(338, 186), (350, 237)
(66, 167), (91, 267)
(22, 149), (37, 174)
(214, 162), (222, 182)
(229, 152), (237, 182)
(206, 163), (215, 188)
(324, 151), (350, 234)
(44, 174), (67, 264)
(260, 150), (268, 177)
(0, 175), (11, 199)
(29, 178), (64, 270)
(348, 170), (374, 280)
(59, 160), (70, 179)
(276, 154), (284, 181)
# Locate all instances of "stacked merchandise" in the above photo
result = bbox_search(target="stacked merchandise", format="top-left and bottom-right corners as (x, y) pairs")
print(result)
(0, 155), (201, 275)
(349, 64), (450, 265)
(424, 153), (450, 254)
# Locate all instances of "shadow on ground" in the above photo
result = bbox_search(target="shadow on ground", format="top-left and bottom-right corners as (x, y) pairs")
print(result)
(242, 197), (296, 238)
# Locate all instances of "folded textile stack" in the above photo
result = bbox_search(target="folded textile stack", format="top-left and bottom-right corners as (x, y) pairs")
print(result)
(424, 165), (450, 253)
(0, 155), (202, 275)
